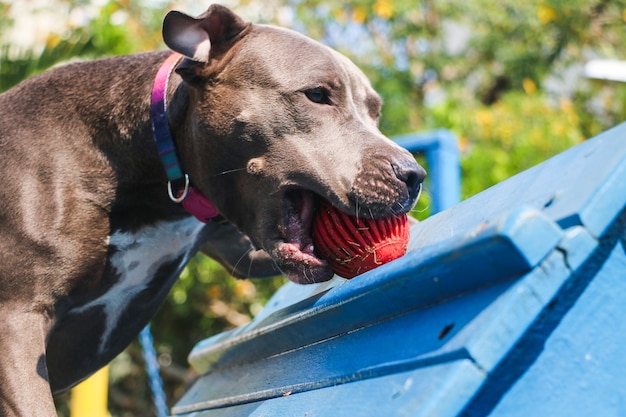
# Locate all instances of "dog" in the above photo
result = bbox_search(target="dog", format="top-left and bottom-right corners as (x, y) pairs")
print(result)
(0, 4), (425, 415)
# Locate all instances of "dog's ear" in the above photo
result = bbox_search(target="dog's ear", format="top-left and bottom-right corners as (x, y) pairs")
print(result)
(162, 5), (249, 63)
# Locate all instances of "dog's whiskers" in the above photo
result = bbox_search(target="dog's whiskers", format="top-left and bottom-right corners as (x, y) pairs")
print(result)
(304, 269), (315, 284)
(231, 247), (254, 278)
(393, 200), (406, 214)
(246, 254), (254, 280)
(410, 187), (427, 213)
(410, 204), (430, 214)
(214, 167), (246, 176)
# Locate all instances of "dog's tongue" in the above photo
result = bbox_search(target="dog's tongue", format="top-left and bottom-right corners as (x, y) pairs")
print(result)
(312, 200), (410, 279)
(275, 191), (333, 284)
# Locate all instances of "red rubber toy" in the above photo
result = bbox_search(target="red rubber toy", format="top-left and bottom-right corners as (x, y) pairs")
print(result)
(312, 200), (410, 279)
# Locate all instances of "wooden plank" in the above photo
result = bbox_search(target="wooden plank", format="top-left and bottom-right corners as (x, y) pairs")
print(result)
(187, 206), (562, 375)
(174, 279), (510, 413)
(176, 360), (484, 417)
(476, 240), (626, 417)
(174, 223), (597, 415)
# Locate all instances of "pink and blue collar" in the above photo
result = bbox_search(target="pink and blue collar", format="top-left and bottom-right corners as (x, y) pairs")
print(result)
(151, 53), (220, 223)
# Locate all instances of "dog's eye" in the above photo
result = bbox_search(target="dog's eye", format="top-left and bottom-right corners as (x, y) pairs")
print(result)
(304, 88), (331, 105)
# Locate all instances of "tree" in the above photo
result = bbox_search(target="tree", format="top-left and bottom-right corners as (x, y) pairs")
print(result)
(287, 0), (626, 196)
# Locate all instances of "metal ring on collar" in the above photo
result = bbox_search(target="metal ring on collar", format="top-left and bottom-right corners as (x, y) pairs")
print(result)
(167, 174), (190, 203)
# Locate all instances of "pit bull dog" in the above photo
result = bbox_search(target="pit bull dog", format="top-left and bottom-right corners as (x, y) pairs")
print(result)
(0, 4), (425, 415)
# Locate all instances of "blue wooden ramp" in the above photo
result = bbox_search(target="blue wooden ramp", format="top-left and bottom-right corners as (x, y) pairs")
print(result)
(171, 123), (626, 417)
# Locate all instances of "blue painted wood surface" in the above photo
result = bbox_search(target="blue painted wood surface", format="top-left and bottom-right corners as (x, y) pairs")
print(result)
(171, 123), (626, 416)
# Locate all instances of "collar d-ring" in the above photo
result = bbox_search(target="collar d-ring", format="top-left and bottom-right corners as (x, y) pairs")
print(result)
(167, 174), (190, 203)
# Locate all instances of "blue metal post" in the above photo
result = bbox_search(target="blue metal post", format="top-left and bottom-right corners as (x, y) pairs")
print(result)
(393, 129), (461, 213)
(139, 324), (170, 417)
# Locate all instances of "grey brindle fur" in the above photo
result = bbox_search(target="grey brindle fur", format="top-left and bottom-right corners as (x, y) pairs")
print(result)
(0, 5), (425, 415)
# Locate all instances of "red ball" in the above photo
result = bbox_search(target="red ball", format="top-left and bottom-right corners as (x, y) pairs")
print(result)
(312, 201), (410, 279)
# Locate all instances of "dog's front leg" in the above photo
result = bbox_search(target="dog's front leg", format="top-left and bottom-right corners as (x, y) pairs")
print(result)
(200, 221), (280, 279)
(0, 310), (56, 416)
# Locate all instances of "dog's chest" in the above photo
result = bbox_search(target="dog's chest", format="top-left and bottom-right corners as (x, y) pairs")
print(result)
(71, 217), (205, 352)
(107, 217), (204, 292)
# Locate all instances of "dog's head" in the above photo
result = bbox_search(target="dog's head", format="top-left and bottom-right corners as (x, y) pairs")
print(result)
(163, 5), (426, 284)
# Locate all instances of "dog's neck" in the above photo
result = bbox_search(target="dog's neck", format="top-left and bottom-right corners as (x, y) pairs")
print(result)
(151, 53), (220, 223)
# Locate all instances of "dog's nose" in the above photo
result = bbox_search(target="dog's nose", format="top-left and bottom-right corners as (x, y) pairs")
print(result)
(392, 160), (427, 199)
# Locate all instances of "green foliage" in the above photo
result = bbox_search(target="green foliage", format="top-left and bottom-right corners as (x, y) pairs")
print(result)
(87, 1), (165, 56)
(429, 90), (584, 198)
(153, 257), (285, 367)
(0, 33), (92, 92)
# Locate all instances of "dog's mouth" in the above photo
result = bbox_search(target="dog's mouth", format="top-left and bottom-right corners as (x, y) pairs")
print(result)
(269, 189), (335, 284)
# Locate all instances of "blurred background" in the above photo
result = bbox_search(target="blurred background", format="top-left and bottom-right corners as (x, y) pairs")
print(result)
(1, 0), (624, 415)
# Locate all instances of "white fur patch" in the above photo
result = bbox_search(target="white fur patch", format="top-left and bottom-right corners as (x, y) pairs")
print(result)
(72, 217), (204, 353)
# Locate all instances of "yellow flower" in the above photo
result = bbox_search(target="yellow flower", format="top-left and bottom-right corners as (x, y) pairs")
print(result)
(559, 97), (573, 112)
(234, 280), (257, 298)
(352, 7), (367, 24)
(522, 78), (537, 95)
(537, 4), (557, 24)
(475, 109), (493, 128)
(373, 0), (394, 20)
(207, 284), (223, 300)
(46, 34), (61, 48)
(458, 135), (471, 153)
